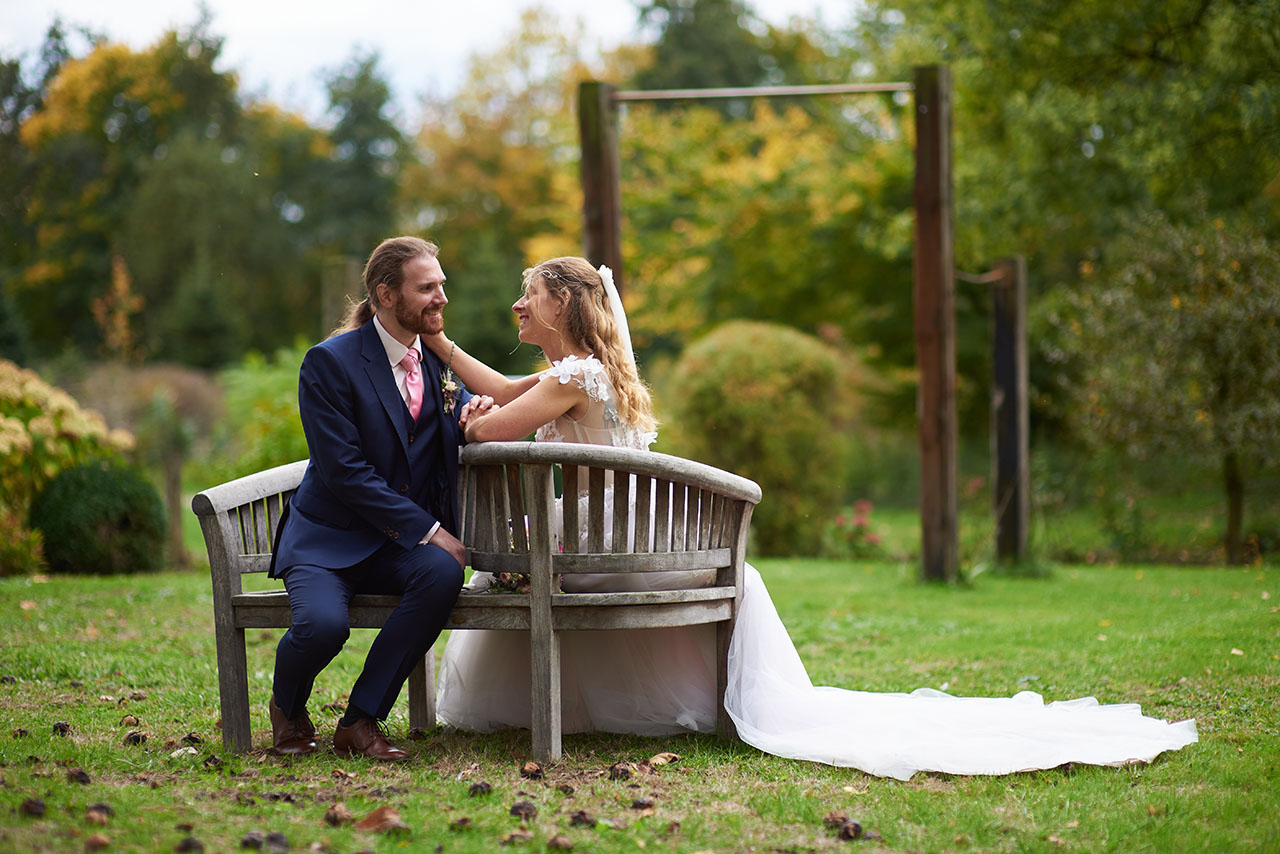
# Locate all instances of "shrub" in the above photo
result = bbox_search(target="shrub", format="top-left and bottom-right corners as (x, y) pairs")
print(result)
(819, 500), (885, 560)
(667, 321), (857, 555)
(29, 460), (165, 575)
(0, 505), (43, 576)
(190, 342), (309, 486)
(0, 360), (134, 573)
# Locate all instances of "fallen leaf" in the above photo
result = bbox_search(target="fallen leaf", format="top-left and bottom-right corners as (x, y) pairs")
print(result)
(509, 800), (538, 820)
(123, 731), (147, 746)
(324, 802), (354, 826)
(355, 805), (408, 834)
(631, 798), (655, 811)
(52, 721), (72, 736)
(201, 755), (222, 770)
(120, 715), (139, 727)
(174, 838), (204, 853)
(85, 833), (110, 851)
(569, 810), (596, 828)
(12, 728), (29, 738)
(646, 752), (680, 768)
(1047, 834), (1065, 846)
(1065, 819), (1080, 828)
(501, 828), (533, 845)
(181, 733), (202, 745)
(67, 767), (91, 785)
(19, 600), (37, 610)
(468, 781), (492, 797)
(264, 831), (289, 853)
(407, 727), (428, 741)
(129, 691), (147, 701)
(608, 762), (633, 780)
(449, 817), (471, 831)
(0, 675), (15, 684)
(520, 761), (543, 779)
(547, 834), (573, 850)
(20, 797), (46, 817)
(1096, 634), (1107, 642)
(1230, 649), (1244, 656)
(822, 811), (849, 828)
(1098, 619), (1111, 627)
(1147, 804), (1164, 817)
(170, 747), (197, 758)
(86, 803), (114, 824)
(240, 830), (264, 849)
(837, 819), (862, 841)
(556, 783), (574, 796)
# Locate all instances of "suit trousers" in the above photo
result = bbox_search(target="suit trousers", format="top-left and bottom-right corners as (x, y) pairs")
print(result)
(272, 541), (464, 721)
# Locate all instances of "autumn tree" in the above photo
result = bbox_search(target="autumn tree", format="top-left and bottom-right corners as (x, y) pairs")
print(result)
(1057, 211), (1280, 564)
(15, 17), (241, 356)
(402, 8), (590, 373)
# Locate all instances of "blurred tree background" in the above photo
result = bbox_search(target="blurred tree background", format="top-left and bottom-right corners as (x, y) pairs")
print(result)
(1, 0), (1276, 568)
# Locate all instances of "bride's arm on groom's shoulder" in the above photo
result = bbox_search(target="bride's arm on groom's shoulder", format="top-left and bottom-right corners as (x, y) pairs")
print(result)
(463, 374), (583, 443)
(424, 332), (539, 404)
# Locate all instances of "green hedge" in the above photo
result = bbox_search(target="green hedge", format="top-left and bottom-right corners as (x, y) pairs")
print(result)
(29, 460), (165, 575)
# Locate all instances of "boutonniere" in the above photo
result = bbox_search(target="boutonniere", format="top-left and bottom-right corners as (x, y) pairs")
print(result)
(440, 368), (460, 416)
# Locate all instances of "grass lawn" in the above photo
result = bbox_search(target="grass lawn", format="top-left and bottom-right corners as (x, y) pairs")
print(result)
(0, 559), (1275, 853)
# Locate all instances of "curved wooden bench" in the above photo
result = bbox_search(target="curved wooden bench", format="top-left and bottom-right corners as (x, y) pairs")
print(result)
(192, 442), (762, 761)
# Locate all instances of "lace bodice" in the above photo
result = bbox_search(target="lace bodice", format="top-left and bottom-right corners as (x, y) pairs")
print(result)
(534, 355), (657, 450)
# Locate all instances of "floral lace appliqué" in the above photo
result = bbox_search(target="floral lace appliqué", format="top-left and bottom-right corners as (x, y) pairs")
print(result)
(541, 354), (609, 402)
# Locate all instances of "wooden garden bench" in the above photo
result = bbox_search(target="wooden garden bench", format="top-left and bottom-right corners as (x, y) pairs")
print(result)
(192, 441), (761, 761)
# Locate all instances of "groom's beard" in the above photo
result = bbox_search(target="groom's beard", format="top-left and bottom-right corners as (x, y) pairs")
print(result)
(393, 295), (444, 336)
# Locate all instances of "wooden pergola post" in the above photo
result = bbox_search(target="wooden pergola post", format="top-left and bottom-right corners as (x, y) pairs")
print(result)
(912, 65), (958, 583)
(991, 255), (1029, 563)
(578, 81), (624, 291)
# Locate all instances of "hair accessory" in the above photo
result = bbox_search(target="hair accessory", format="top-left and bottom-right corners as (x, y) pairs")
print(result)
(597, 265), (634, 371)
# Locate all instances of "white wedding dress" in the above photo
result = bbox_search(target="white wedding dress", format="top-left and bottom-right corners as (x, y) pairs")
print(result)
(435, 356), (1197, 780)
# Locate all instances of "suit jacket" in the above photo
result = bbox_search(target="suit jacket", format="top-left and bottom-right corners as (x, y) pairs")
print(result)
(269, 320), (469, 577)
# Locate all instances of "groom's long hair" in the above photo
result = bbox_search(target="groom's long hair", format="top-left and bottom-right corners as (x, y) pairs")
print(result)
(525, 257), (655, 432)
(331, 236), (440, 337)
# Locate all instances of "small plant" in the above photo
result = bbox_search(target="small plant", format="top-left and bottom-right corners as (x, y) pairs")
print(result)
(29, 459), (165, 575)
(820, 499), (884, 560)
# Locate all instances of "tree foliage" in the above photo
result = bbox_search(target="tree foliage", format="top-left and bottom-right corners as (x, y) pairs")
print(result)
(1055, 209), (1280, 562)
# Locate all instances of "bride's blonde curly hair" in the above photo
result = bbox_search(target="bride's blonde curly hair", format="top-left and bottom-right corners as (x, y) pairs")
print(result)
(523, 257), (655, 432)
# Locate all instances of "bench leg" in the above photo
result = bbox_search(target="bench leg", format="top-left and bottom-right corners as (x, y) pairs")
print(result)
(530, 630), (562, 762)
(213, 622), (253, 753)
(716, 619), (738, 740)
(407, 651), (436, 731)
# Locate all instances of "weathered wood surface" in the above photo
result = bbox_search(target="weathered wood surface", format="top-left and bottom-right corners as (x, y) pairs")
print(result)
(194, 442), (761, 760)
(991, 255), (1029, 563)
(912, 64), (959, 583)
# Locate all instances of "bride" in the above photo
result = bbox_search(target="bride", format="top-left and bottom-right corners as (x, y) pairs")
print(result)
(426, 256), (1196, 780)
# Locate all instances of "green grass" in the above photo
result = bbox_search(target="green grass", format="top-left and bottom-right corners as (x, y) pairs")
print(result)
(1, 560), (1276, 852)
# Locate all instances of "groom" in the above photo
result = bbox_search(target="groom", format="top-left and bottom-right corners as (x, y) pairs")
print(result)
(267, 236), (468, 761)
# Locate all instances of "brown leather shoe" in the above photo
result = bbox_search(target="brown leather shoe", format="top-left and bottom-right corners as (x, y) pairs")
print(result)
(269, 697), (317, 756)
(333, 716), (409, 762)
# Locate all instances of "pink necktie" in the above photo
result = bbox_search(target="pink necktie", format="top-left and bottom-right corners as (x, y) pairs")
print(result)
(400, 348), (424, 420)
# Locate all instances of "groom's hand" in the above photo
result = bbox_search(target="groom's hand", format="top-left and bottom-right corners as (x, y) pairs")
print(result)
(426, 526), (466, 570)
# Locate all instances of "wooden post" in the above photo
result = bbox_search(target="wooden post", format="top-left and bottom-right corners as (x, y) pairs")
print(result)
(578, 81), (624, 291)
(991, 256), (1029, 563)
(912, 65), (958, 583)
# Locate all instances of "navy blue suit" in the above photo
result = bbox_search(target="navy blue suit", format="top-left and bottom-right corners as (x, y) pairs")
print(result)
(271, 319), (467, 722)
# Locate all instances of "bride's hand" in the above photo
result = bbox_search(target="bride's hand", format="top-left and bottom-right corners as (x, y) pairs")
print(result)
(462, 401), (499, 441)
(459, 395), (498, 429)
